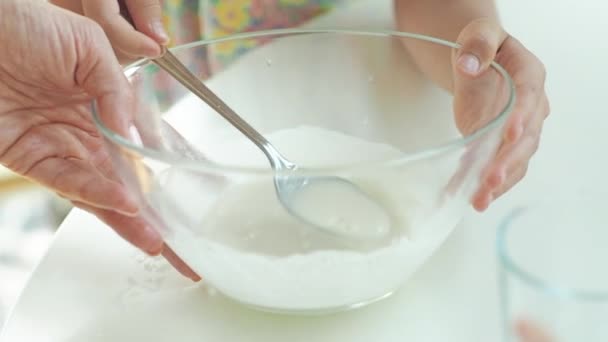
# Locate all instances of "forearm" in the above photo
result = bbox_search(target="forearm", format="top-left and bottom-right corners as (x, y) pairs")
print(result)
(394, 0), (499, 91)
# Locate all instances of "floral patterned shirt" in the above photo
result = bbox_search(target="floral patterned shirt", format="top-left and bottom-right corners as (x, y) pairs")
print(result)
(154, 0), (340, 106)
(162, 0), (340, 71)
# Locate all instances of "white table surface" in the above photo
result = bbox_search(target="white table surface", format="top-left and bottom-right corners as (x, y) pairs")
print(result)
(1, 0), (607, 341)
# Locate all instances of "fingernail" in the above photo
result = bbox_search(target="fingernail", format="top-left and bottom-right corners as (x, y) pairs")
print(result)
(152, 20), (170, 44)
(457, 53), (481, 75)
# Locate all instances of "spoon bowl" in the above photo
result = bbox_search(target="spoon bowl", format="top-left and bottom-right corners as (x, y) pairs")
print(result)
(152, 48), (391, 241)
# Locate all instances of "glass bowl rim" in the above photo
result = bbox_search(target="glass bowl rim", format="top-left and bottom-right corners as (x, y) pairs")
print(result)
(92, 28), (516, 175)
(498, 204), (608, 302)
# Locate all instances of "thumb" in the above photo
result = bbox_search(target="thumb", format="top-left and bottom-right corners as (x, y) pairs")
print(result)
(74, 20), (134, 138)
(452, 18), (509, 135)
(121, 0), (169, 45)
(453, 18), (507, 77)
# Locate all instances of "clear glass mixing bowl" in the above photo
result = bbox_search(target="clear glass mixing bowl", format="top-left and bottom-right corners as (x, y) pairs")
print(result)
(92, 29), (514, 314)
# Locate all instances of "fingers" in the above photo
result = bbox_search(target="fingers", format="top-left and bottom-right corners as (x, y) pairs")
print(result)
(473, 125), (539, 211)
(478, 37), (549, 203)
(72, 18), (134, 137)
(26, 157), (139, 215)
(454, 27), (549, 211)
(499, 37), (548, 143)
(162, 244), (201, 282)
(472, 93), (549, 211)
(124, 0), (169, 44)
(494, 94), (548, 194)
(72, 201), (164, 255)
(74, 199), (200, 282)
(82, 0), (161, 61)
(73, 194), (199, 282)
(454, 18), (508, 77)
(452, 19), (510, 135)
(473, 162), (526, 211)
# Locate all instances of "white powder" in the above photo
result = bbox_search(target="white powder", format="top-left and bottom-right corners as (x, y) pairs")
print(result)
(157, 126), (462, 312)
(277, 160), (393, 240)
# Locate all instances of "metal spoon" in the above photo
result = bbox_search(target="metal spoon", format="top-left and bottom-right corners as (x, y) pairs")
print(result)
(150, 49), (391, 241)
(118, 7), (391, 242)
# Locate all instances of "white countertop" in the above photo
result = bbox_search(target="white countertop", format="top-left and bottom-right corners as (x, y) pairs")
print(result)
(1, 0), (607, 341)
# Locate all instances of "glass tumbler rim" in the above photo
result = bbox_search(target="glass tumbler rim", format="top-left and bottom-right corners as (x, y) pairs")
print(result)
(498, 203), (608, 302)
(91, 28), (515, 175)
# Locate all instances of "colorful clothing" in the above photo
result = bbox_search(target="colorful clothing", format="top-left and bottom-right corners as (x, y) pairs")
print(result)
(154, 0), (341, 107)
(163, 0), (340, 71)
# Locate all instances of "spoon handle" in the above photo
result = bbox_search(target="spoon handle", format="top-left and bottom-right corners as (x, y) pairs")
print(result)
(119, 3), (283, 165)
(153, 50), (273, 151)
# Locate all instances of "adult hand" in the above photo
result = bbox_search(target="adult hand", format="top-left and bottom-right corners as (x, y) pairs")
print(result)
(50, 0), (168, 64)
(0, 0), (198, 281)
